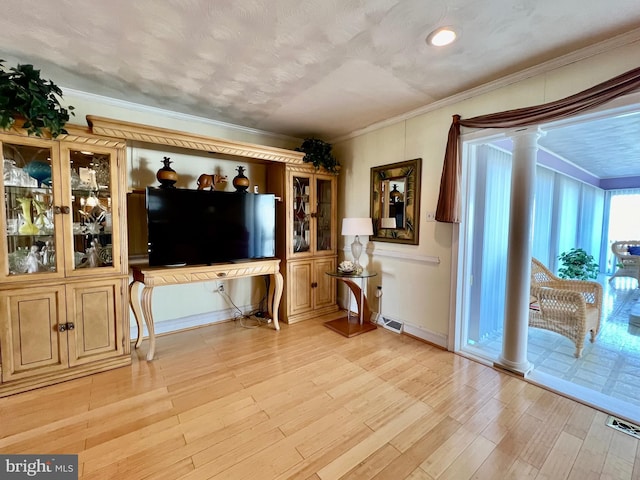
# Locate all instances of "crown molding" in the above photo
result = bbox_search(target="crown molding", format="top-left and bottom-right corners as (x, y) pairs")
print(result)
(86, 115), (305, 164)
(333, 29), (640, 143)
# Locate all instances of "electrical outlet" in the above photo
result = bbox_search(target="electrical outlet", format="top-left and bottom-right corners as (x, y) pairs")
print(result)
(217, 283), (225, 293)
(426, 211), (436, 222)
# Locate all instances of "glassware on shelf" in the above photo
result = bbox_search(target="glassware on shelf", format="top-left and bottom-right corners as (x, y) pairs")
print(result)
(16, 197), (39, 235)
(6, 218), (18, 235)
(8, 248), (29, 274)
(23, 161), (52, 187)
(98, 244), (113, 265)
(7, 241), (55, 275)
(3, 158), (20, 186)
(25, 245), (42, 273)
(40, 241), (55, 269)
(3, 160), (38, 187)
(32, 198), (54, 233)
(93, 157), (111, 187)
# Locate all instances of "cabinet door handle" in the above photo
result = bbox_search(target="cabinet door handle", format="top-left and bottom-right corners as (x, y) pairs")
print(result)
(57, 323), (67, 332)
(67, 322), (75, 331)
(311, 282), (317, 288)
(53, 206), (62, 214)
(61, 206), (70, 214)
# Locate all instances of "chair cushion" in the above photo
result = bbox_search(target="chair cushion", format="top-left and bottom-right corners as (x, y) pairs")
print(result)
(628, 246), (640, 255)
(585, 305), (600, 331)
(529, 296), (540, 311)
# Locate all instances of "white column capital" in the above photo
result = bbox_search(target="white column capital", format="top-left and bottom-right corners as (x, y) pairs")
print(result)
(507, 126), (546, 143)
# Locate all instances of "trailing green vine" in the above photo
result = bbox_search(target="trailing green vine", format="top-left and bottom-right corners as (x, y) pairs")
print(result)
(0, 60), (74, 137)
(295, 138), (340, 173)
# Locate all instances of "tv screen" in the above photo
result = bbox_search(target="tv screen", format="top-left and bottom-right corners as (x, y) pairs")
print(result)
(146, 187), (276, 267)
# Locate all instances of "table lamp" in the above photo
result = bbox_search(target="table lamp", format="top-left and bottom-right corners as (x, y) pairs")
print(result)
(341, 217), (373, 270)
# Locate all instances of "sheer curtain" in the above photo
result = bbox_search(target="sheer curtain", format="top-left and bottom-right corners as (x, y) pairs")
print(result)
(467, 145), (511, 343)
(531, 168), (555, 263)
(466, 154), (606, 350)
(580, 184), (605, 268)
(530, 168), (605, 273)
(555, 176), (582, 269)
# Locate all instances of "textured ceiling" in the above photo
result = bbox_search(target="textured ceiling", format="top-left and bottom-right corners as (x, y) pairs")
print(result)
(540, 111), (640, 179)
(1, 0), (640, 176)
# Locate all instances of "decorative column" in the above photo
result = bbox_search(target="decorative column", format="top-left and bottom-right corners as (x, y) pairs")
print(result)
(495, 127), (544, 375)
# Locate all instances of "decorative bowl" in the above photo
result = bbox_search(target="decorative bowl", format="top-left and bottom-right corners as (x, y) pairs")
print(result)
(23, 161), (52, 187)
(338, 260), (358, 274)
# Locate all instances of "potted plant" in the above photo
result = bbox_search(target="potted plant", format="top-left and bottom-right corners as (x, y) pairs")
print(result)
(0, 60), (74, 137)
(557, 248), (599, 280)
(295, 138), (340, 173)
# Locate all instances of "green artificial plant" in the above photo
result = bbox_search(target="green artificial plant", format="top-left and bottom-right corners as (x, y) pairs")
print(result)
(0, 60), (74, 137)
(295, 138), (340, 173)
(557, 248), (599, 280)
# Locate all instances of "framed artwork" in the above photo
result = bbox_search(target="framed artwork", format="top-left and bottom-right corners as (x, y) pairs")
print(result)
(370, 158), (421, 244)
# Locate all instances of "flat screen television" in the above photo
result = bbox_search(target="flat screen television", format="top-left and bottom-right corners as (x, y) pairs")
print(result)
(146, 187), (276, 267)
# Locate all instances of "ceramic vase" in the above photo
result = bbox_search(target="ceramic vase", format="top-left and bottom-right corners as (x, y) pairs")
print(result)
(232, 166), (250, 192)
(156, 157), (178, 189)
(17, 197), (39, 235)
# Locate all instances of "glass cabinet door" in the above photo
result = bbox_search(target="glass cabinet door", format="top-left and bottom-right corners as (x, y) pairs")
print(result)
(64, 147), (117, 273)
(2, 139), (61, 278)
(292, 175), (311, 253)
(316, 177), (333, 252)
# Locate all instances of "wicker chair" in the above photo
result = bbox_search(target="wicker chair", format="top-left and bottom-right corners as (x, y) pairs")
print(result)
(609, 241), (640, 285)
(529, 258), (602, 358)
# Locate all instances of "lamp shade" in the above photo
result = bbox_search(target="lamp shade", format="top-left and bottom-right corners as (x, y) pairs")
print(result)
(341, 217), (373, 236)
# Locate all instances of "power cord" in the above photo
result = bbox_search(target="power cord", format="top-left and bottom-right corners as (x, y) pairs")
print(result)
(218, 281), (272, 329)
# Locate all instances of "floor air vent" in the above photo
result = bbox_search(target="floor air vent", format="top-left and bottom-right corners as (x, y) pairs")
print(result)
(381, 317), (403, 334)
(606, 416), (640, 439)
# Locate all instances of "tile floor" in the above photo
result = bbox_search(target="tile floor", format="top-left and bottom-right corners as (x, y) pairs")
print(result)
(478, 276), (640, 408)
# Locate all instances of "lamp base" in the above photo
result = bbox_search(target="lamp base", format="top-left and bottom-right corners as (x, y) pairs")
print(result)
(351, 235), (363, 270)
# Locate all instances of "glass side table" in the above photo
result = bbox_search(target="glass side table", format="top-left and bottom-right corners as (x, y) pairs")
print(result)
(325, 270), (378, 337)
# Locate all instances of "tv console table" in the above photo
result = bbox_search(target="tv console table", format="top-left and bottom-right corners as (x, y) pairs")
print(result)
(129, 258), (283, 360)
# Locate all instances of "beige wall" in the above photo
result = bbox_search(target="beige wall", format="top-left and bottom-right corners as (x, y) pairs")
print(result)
(333, 38), (640, 347)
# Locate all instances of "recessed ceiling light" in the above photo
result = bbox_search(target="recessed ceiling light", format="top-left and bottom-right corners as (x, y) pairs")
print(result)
(427, 27), (457, 47)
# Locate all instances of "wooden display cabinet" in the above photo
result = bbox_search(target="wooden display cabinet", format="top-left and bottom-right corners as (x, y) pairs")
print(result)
(268, 163), (339, 323)
(286, 257), (336, 319)
(0, 128), (130, 397)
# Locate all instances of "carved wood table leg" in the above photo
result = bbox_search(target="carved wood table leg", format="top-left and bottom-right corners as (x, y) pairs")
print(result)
(270, 271), (283, 330)
(140, 285), (156, 361)
(129, 280), (144, 349)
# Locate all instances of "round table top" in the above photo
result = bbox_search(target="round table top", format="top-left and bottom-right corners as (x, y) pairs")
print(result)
(326, 269), (377, 279)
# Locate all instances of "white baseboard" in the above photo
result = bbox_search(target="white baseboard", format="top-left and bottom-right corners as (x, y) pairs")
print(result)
(402, 321), (448, 349)
(130, 305), (253, 339)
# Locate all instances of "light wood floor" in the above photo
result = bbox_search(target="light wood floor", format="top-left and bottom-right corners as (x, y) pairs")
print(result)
(1, 315), (639, 480)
